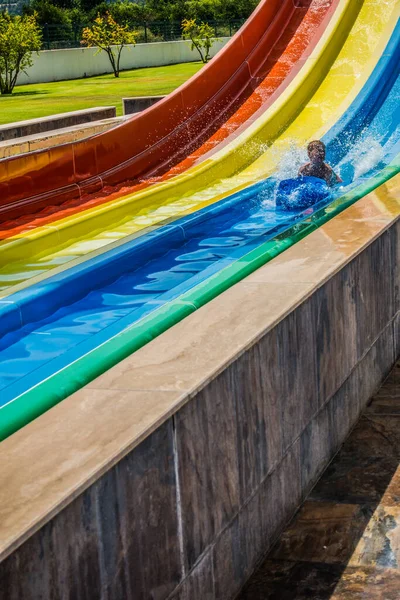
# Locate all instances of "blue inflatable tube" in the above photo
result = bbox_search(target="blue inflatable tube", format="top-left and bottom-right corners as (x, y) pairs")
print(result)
(275, 176), (331, 210)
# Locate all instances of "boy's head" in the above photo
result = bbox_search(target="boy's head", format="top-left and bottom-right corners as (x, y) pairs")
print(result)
(307, 140), (326, 164)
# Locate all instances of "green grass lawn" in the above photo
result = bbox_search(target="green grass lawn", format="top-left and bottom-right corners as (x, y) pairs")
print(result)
(0, 62), (204, 125)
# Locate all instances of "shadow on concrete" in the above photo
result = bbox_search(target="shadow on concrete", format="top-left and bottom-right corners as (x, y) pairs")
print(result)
(239, 364), (400, 599)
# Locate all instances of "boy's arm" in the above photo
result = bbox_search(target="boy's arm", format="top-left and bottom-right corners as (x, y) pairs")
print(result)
(328, 165), (343, 184)
(333, 170), (343, 184)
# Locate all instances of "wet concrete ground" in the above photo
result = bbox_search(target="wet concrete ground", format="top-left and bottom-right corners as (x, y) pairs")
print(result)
(238, 361), (400, 599)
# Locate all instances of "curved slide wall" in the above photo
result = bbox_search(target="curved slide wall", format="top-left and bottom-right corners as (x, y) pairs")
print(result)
(0, 0), (338, 218)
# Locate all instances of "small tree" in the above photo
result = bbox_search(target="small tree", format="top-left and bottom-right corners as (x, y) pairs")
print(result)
(0, 13), (41, 95)
(81, 12), (136, 78)
(182, 18), (217, 63)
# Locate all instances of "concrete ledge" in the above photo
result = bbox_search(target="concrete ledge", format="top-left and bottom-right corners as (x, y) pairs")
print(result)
(123, 95), (165, 115)
(0, 107), (117, 142)
(0, 116), (127, 159)
(0, 180), (399, 598)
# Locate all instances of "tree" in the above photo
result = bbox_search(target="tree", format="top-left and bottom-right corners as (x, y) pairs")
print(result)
(211, 0), (258, 20)
(81, 12), (136, 77)
(0, 12), (41, 94)
(185, 0), (217, 22)
(145, 0), (186, 22)
(96, 0), (149, 26)
(182, 17), (216, 63)
(23, 0), (74, 42)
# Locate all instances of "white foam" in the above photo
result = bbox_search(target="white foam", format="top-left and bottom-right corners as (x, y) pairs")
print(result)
(274, 143), (308, 181)
(346, 136), (385, 179)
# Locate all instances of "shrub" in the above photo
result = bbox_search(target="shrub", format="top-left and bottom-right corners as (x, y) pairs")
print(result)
(182, 17), (216, 63)
(0, 12), (41, 94)
(81, 12), (136, 77)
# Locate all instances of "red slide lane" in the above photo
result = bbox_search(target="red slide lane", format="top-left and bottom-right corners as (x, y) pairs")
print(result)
(0, 0), (321, 219)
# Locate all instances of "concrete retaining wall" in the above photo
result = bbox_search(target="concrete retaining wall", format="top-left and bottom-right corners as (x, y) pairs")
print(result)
(0, 202), (398, 599)
(0, 107), (116, 142)
(16, 38), (229, 86)
(123, 95), (165, 115)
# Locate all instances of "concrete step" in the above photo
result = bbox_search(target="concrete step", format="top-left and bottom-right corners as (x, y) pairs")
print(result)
(0, 106), (117, 142)
(123, 96), (165, 115)
(0, 116), (127, 159)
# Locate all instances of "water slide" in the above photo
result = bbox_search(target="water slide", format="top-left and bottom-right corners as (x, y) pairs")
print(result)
(0, 0), (337, 220)
(0, 0), (399, 440)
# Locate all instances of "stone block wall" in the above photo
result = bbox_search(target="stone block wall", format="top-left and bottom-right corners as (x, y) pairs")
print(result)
(0, 220), (398, 599)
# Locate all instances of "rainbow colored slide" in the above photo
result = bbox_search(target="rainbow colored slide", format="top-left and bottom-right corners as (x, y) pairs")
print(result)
(0, 0), (399, 440)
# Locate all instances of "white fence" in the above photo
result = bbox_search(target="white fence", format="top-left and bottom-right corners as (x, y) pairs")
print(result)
(17, 38), (229, 86)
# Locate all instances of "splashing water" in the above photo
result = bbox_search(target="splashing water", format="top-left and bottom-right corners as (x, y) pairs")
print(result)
(274, 143), (308, 181)
(340, 136), (385, 180)
(310, 0), (334, 11)
(257, 131), (387, 211)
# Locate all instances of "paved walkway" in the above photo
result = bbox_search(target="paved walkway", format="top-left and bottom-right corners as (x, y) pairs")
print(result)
(238, 361), (400, 599)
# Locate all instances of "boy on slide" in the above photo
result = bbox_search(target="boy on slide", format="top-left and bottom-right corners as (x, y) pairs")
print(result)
(299, 140), (342, 186)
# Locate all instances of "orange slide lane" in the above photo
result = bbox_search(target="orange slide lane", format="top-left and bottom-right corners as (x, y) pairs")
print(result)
(166, 0), (338, 175)
(0, 0), (338, 240)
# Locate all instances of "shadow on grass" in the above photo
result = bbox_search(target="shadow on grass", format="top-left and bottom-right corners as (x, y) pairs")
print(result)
(0, 91), (48, 98)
